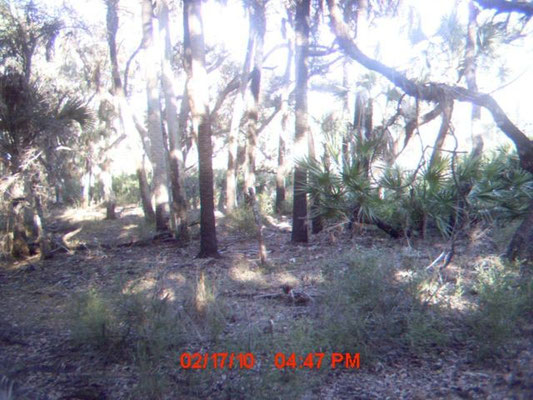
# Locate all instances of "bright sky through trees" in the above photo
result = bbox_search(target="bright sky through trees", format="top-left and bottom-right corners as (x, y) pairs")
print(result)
(36, 0), (532, 171)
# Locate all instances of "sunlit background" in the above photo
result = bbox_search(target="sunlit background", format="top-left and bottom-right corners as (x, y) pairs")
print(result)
(34, 0), (533, 174)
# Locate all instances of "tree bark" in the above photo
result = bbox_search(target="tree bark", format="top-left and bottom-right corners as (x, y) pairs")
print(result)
(506, 198), (533, 262)
(142, 0), (169, 231)
(158, 1), (189, 242)
(28, 176), (51, 259)
(243, 0), (266, 200)
(276, 114), (287, 213)
(275, 17), (293, 214)
(105, 0), (154, 222)
(183, 0), (219, 258)
(226, 9), (255, 213)
(308, 128), (323, 234)
(137, 156), (155, 222)
(291, 0), (311, 243)
(428, 100), (453, 169)
(465, 1), (484, 157)
(341, 58), (351, 174)
(241, 1), (269, 258)
(100, 157), (116, 220)
(8, 197), (30, 258)
(81, 157), (92, 208)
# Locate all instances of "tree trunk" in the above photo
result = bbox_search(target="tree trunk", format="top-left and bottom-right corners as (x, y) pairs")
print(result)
(506, 198), (533, 262)
(291, 0), (311, 243)
(448, 0), (483, 234)
(8, 197), (30, 259)
(308, 129), (323, 234)
(28, 177), (51, 259)
(275, 17), (292, 215)
(249, 188), (268, 264)
(105, 0), (155, 222)
(243, 0), (266, 201)
(226, 10), (255, 213)
(341, 58), (351, 174)
(465, 1), (482, 147)
(81, 158), (92, 208)
(158, 1), (189, 242)
(142, 0), (169, 232)
(276, 120), (287, 214)
(137, 156), (155, 222)
(242, 0), (268, 260)
(101, 158), (116, 220)
(327, 0), (533, 258)
(428, 100), (453, 169)
(327, 0), (533, 172)
(183, 0), (219, 258)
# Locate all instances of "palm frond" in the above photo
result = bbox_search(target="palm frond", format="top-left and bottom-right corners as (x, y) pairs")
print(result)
(56, 97), (93, 128)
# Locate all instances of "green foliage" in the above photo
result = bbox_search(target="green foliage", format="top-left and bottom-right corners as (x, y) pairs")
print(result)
(302, 138), (532, 238)
(225, 206), (257, 237)
(470, 147), (533, 221)
(316, 251), (449, 360)
(69, 289), (115, 349)
(69, 288), (186, 356)
(437, 11), (465, 54)
(112, 173), (140, 205)
(184, 170), (200, 209)
(467, 258), (533, 360)
(69, 287), (194, 397)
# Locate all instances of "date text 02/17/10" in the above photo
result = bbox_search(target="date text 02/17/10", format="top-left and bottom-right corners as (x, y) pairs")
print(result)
(178, 352), (360, 370)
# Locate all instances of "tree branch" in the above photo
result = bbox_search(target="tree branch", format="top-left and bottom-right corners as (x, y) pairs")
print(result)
(327, 0), (533, 172)
(474, 0), (533, 16)
(403, 105), (442, 150)
(123, 39), (143, 97)
(210, 75), (240, 117)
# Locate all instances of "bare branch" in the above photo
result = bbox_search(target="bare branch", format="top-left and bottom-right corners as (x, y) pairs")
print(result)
(210, 75), (240, 117)
(474, 0), (533, 16)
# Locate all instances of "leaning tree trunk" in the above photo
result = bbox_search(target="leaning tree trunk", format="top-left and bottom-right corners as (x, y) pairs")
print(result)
(327, 0), (533, 260)
(291, 0), (311, 243)
(183, 0), (219, 257)
(158, 0), (189, 241)
(142, 0), (169, 232)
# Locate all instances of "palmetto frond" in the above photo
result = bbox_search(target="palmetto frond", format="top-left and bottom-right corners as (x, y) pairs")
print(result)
(56, 97), (93, 128)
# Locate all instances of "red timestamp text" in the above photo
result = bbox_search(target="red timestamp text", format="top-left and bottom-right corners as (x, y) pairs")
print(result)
(274, 352), (360, 369)
(179, 352), (255, 370)
(178, 352), (360, 370)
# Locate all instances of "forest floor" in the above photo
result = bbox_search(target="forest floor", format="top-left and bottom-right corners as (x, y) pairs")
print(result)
(0, 204), (532, 399)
